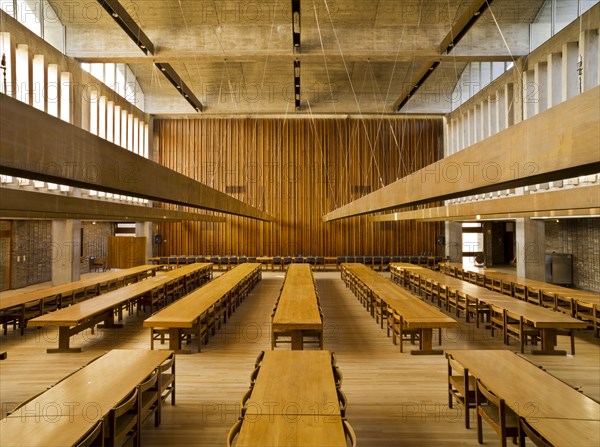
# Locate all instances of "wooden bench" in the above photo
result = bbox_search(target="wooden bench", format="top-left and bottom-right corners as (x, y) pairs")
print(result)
(230, 350), (352, 447)
(271, 264), (323, 350)
(144, 263), (261, 353)
(342, 263), (457, 355)
(0, 349), (174, 447)
(1, 265), (160, 335)
(28, 264), (212, 353)
(445, 350), (600, 447)
(392, 264), (587, 355)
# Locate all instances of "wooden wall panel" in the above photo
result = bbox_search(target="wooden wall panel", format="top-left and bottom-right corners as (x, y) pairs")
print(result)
(108, 236), (146, 269)
(155, 118), (443, 257)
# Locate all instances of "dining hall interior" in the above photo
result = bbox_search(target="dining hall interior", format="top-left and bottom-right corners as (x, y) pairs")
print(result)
(0, 0), (599, 446)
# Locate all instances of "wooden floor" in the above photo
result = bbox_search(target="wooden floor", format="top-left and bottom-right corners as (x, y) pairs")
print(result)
(1, 270), (599, 446)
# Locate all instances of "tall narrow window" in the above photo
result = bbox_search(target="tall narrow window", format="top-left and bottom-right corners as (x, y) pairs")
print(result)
(133, 117), (139, 154)
(107, 101), (114, 142)
(47, 64), (58, 117)
(0, 33), (13, 96)
(60, 72), (71, 122)
(121, 109), (128, 149)
(127, 113), (134, 151)
(98, 96), (106, 139)
(16, 0), (41, 36)
(32, 54), (44, 110)
(15, 44), (29, 104)
(89, 90), (98, 135)
(144, 123), (149, 159)
(114, 105), (121, 144)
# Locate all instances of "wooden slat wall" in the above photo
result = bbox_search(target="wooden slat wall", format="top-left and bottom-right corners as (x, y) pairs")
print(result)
(107, 236), (147, 269)
(155, 118), (443, 257)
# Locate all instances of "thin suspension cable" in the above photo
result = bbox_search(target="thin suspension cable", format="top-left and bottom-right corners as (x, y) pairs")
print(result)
(321, 0), (384, 188)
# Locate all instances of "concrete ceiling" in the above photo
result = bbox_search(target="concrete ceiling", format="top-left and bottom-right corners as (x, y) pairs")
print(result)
(49, 0), (545, 117)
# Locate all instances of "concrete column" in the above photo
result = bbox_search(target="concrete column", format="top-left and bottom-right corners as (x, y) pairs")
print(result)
(136, 222), (153, 261)
(515, 218), (545, 280)
(52, 219), (81, 285)
(445, 221), (462, 262)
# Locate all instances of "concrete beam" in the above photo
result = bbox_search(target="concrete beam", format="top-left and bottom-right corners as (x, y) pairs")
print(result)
(0, 95), (272, 221)
(369, 185), (600, 222)
(0, 188), (226, 222)
(324, 86), (600, 221)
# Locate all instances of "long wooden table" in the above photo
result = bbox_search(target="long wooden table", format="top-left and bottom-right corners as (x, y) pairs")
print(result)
(272, 264), (322, 350)
(439, 262), (600, 315)
(0, 349), (174, 447)
(236, 350), (347, 446)
(392, 264), (588, 355)
(342, 263), (457, 355)
(143, 263), (261, 352)
(446, 350), (600, 447)
(28, 264), (212, 353)
(0, 265), (160, 334)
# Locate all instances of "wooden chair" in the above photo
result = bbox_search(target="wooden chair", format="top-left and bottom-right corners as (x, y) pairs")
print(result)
(106, 388), (139, 447)
(254, 351), (265, 368)
(475, 379), (519, 447)
(337, 387), (348, 418)
(556, 295), (575, 316)
(249, 366), (260, 388)
(226, 418), (243, 447)
(156, 354), (175, 426)
(518, 417), (552, 447)
(490, 305), (507, 343)
(343, 418), (357, 447)
(239, 387), (253, 417)
(513, 284), (526, 301)
(505, 310), (540, 353)
(526, 287), (541, 306)
(332, 365), (343, 389)
(4, 300), (44, 335)
(137, 370), (160, 429)
(466, 298), (490, 328)
(374, 295), (387, 328)
(447, 355), (476, 429)
(75, 419), (104, 447)
(574, 301), (599, 337)
(540, 290), (557, 310)
(387, 311), (421, 353)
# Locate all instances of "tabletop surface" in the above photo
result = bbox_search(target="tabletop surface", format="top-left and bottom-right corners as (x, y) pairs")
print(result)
(143, 263), (261, 328)
(1, 349), (173, 446)
(445, 350), (600, 421)
(235, 414), (347, 447)
(245, 350), (340, 416)
(344, 263), (457, 329)
(525, 418), (600, 447)
(0, 265), (160, 311)
(272, 264), (322, 329)
(28, 264), (211, 326)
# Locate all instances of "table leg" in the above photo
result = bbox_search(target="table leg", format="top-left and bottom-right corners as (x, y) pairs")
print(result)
(97, 311), (123, 329)
(532, 329), (566, 355)
(47, 326), (81, 353)
(168, 328), (190, 354)
(291, 330), (304, 350)
(411, 329), (444, 355)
